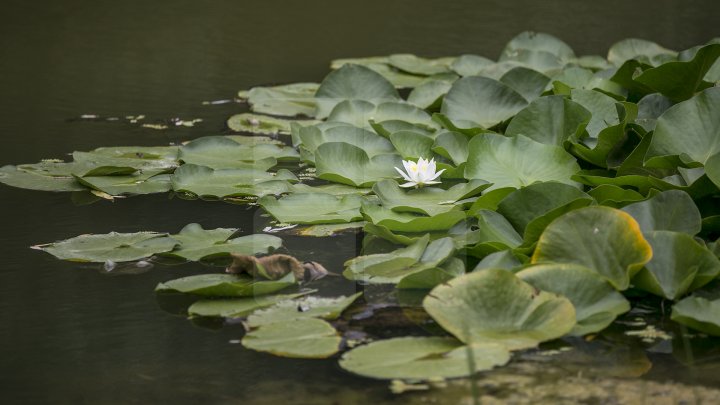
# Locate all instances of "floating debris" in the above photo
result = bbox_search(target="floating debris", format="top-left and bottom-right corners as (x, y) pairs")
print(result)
(625, 325), (672, 343)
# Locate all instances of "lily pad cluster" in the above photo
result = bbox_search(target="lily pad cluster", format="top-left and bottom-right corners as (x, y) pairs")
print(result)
(11, 32), (720, 384)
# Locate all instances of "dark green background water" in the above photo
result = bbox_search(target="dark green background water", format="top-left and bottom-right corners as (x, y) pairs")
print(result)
(1, 0), (718, 403)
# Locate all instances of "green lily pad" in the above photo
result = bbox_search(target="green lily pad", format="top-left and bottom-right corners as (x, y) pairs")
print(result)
(440, 76), (528, 129)
(505, 95), (591, 146)
(517, 264), (631, 336)
(373, 179), (489, 216)
(339, 337), (510, 380)
(76, 170), (171, 196)
(502, 31), (576, 62)
(38, 232), (177, 262)
(242, 318), (341, 358)
(227, 113), (317, 135)
(671, 296), (720, 336)
(345, 235), (427, 279)
(633, 43), (720, 101)
(170, 164), (295, 199)
(466, 210), (524, 257)
(423, 268), (576, 350)
(499, 67), (551, 102)
(361, 201), (466, 233)
(450, 54), (494, 76)
(532, 206), (653, 290)
(297, 122), (395, 159)
(314, 142), (401, 187)
(388, 131), (435, 160)
(0, 165), (85, 192)
(243, 82), (318, 117)
(344, 235), (456, 283)
(328, 100), (437, 130)
(290, 183), (371, 196)
(163, 223), (282, 262)
(396, 257), (465, 289)
(464, 134), (581, 191)
(155, 272), (295, 297)
(706, 152), (720, 189)
(315, 64), (400, 118)
(497, 181), (594, 243)
(632, 231), (720, 300)
(388, 54), (454, 76)
(258, 193), (364, 224)
(432, 131), (468, 165)
(587, 184), (645, 208)
(635, 93), (674, 132)
(621, 190), (702, 235)
(607, 38), (676, 67)
(294, 221), (365, 237)
(472, 250), (525, 272)
(246, 292), (362, 327)
(407, 78), (454, 109)
(645, 87), (720, 168)
(188, 292), (312, 318)
(179, 136), (298, 170)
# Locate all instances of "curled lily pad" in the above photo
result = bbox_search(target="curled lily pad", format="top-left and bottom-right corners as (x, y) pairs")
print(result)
(505, 95), (590, 146)
(360, 201), (466, 233)
(179, 136), (298, 170)
(432, 131), (469, 166)
(464, 134), (581, 191)
(170, 164), (295, 199)
(440, 76), (528, 129)
(607, 38), (676, 67)
(339, 337), (510, 380)
(188, 292), (311, 318)
(163, 224), (282, 262)
(633, 43), (720, 102)
(502, 31), (575, 62)
(373, 179), (489, 216)
(314, 142), (401, 187)
(517, 264), (630, 336)
(633, 231), (720, 300)
(37, 232), (177, 262)
(671, 296), (720, 336)
(344, 236), (456, 283)
(396, 257), (465, 289)
(497, 181), (594, 244)
(315, 64), (400, 118)
(155, 272), (295, 297)
(466, 210), (523, 257)
(645, 87), (720, 168)
(259, 193), (364, 224)
(621, 190), (702, 235)
(532, 206), (653, 290)
(242, 318), (341, 358)
(423, 269), (576, 350)
(246, 292), (362, 327)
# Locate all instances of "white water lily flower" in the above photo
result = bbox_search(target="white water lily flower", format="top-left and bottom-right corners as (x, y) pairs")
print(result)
(394, 157), (445, 188)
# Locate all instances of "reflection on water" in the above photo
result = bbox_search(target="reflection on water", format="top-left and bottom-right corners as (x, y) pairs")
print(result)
(1, 0), (720, 402)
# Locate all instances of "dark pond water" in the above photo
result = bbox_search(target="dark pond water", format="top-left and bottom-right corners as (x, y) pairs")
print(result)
(1, 0), (719, 403)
